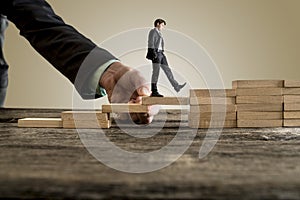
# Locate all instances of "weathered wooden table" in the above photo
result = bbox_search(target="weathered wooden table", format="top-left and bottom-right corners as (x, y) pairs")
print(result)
(0, 108), (299, 199)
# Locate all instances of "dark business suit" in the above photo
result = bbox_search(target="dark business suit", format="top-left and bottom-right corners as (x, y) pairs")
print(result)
(0, 15), (8, 106)
(146, 28), (179, 91)
(0, 0), (117, 102)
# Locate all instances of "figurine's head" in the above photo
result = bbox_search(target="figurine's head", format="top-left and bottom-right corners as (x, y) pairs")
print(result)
(154, 19), (166, 31)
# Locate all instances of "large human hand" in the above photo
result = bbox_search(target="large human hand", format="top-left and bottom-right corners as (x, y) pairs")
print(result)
(99, 62), (158, 124)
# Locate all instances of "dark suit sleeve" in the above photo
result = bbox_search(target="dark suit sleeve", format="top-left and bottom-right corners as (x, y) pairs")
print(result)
(146, 29), (157, 60)
(1, 0), (117, 99)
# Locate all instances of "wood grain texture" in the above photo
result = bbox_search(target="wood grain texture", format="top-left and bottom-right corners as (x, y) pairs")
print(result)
(284, 80), (300, 88)
(237, 112), (282, 120)
(284, 103), (300, 111)
(190, 89), (236, 97)
(284, 119), (300, 127)
(189, 105), (236, 113)
(236, 96), (283, 104)
(283, 88), (300, 95)
(284, 95), (300, 103)
(63, 120), (111, 129)
(236, 88), (282, 96)
(188, 119), (236, 128)
(102, 104), (149, 113)
(61, 111), (109, 121)
(283, 111), (300, 119)
(18, 118), (63, 128)
(190, 97), (236, 105)
(189, 112), (236, 120)
(236, 104), (283, 112)
(232, 80), (283, 89)
(142, 97), (189, 105)
(237, 120), (283, 128)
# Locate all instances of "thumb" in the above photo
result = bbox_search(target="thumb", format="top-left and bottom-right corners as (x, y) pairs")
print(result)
(136, 86), (151, 96)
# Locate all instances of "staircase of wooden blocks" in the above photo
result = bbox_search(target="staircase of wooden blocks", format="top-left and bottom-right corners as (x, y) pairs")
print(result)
(234, 80), (284, 128)
(17, 80), (300, 129)
(189, 89), (237, 128)
(188, 80), (300, 128)
(283, 80), (300, 127)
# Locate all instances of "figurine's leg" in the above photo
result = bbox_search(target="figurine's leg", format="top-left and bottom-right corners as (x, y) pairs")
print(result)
(151, 55), (163, 97)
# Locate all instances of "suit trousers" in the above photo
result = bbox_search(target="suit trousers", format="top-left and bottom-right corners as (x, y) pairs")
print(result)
(0, 15), (8, 107)
(151, 52), (178, 88)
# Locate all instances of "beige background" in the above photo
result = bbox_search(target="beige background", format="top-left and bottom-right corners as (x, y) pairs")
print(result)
(3, 0), (300, 108)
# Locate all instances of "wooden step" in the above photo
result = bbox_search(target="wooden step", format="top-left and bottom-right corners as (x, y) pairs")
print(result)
(61, 111), (109, 121)
(236, 96), (283, 104)
(237, 111), (282, 120)
(18, 118), (63, 128)
(236, 104), (283, 112)
(232, 80), (283, 89)
(102, 104), (149, 113)
(142, 96), (189, 105)
(237, 120), (283, 128)
(189, 112), (236, 120)
(189, 119), (236, 129)
(284, 80), (300, 88)
(189, 105), (236, 113)
(236, 88), (282, 96)
(63, 120), (111, 129)
(190, 97), (236, 105)
(190, 89), (236, 97)
(284, 119), (300, 127)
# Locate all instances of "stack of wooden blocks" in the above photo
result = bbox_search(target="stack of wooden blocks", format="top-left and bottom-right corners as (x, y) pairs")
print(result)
(18, 111), (111, 129)
(61, 111), (111, 129)
(283, 80), (300, 127)
(234, 80), (284, 128)
(189, 89), (237, 128)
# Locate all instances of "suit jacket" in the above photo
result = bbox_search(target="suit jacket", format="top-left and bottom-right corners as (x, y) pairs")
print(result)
(0, 0), (117, 99)
(146, 28), (164, 60)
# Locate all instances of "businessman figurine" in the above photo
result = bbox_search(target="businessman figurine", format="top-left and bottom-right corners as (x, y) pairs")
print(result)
(146, 19), (186, 97)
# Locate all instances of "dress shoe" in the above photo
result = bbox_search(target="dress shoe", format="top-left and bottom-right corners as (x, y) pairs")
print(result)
(151, 92), (164, 97)
(174, 82), (186, 92)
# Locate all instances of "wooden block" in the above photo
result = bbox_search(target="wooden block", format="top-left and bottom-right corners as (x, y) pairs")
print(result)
(237, 120), (283, 128)
(189, 119), (236, 128)
(232, 80), (283, 89)
(236, 96), (283, 104)
(236, 88), (282, 96)
(283, 111), (300, 119)
(283, 88), (300, 95)
(283, 95), (300, 103)
(61, 111), (109, 121)
(284, 119), (300, 127)
(189, 105), (236, 113)
(237, 111), (282, 120)
(190, 97), (236, 105)
(284, 103), (300, 111)
(142, 96), (189, 105)
(284, 80), (300, 88)
(236, 104), (283, 112)
(102, 104), (149, 113)
(189, 112), (236, 120)
(190, 89), (236, 97)
(63, 120), (111, 129)
(18, 118), (63, 128)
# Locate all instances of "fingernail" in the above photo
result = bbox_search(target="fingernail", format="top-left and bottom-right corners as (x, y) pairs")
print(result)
(141, 87), (151, 96)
